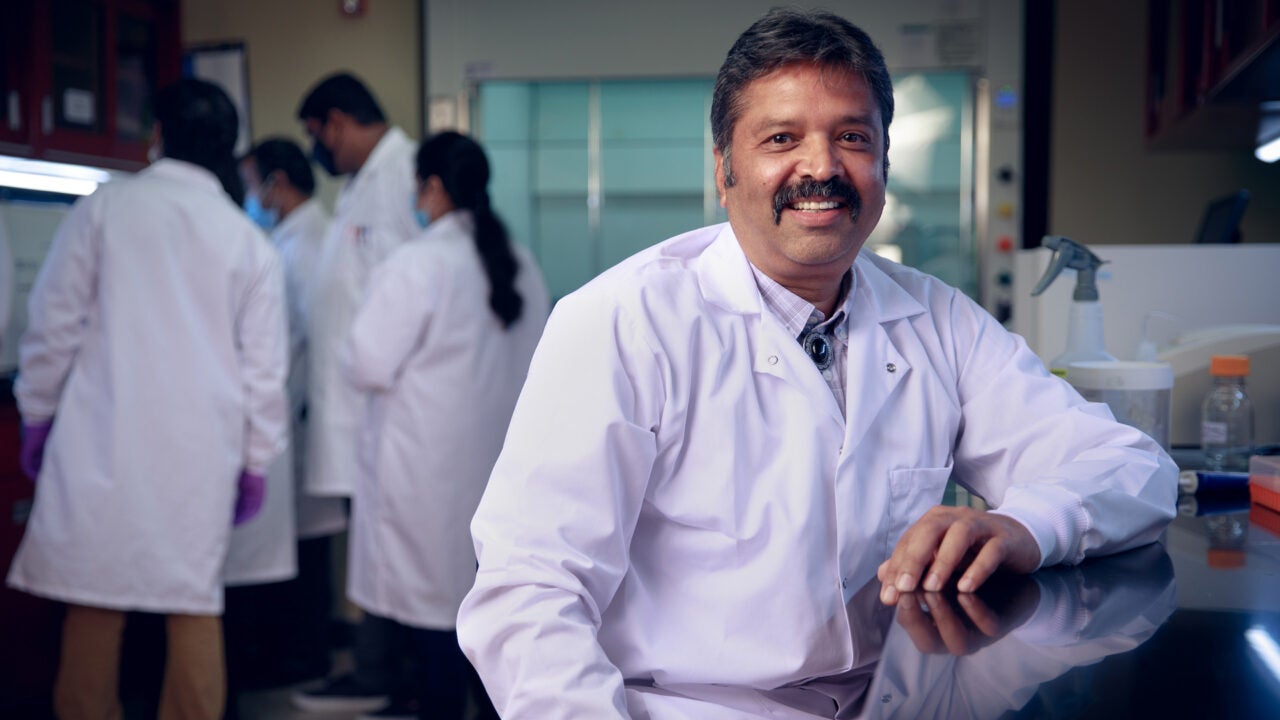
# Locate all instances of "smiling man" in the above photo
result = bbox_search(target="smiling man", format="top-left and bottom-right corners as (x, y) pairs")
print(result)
(457, 9), (1176, 718)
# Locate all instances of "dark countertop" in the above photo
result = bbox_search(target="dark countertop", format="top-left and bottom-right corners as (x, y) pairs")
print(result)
(625, 497), (1280, 719)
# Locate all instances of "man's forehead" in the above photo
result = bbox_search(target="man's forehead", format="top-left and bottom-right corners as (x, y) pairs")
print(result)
(736, 63), (881, 125)
(747, 61), (864, 92)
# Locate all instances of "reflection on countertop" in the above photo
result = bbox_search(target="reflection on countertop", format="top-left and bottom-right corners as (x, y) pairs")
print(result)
(626, 520), (1280, 719)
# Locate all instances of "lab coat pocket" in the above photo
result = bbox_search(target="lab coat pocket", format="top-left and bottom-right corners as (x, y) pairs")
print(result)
(885, 466), (953, 555)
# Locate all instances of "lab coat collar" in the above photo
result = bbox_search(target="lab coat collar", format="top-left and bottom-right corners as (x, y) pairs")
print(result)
(272, 198), (324, 240)
(694, 224), (765, 316)
(699, 224), (928, 434)
(696, 223), (927, 326)
(355, 126), (411, 181)
(850, 252), (929, 324)
(142, 159), (225, 197)
(422, 208), (474, 241)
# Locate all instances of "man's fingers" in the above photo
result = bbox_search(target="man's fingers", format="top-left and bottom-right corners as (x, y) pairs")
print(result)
(923, 591), (974, 656)
(921, 519), (981, 592)
(956, 536), (1007, 593)
(895, 593), (945, 653)
(878, 509), (953, 604)
(882, 508), (1041, 605)
(955, 591), (1003, 637)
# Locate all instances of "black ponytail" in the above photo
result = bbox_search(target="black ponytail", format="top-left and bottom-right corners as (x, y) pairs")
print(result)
(417, 132), (523, 328)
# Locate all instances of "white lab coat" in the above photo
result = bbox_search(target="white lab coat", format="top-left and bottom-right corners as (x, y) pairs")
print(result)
(342, 210), (549, 630)
(307, 127), (419, 497)
(225, 200), (349, 585)
(7, 159), (288, 614)
(272, 198), (347, 539)
(457, 223), (1178, 717)
(223, 450), (296, 586)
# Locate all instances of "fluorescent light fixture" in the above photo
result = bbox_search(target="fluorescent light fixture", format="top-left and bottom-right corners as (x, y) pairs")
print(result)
(1255, 135), (1280, 163)
(1246, 626), (1280, 685)
(1255, 101), (1280, 163)
(0, 156), (113, 195)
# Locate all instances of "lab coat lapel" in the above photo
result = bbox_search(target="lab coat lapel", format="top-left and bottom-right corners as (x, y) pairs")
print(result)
(842, 254), (928, 453)
(696, 226), (844, 426)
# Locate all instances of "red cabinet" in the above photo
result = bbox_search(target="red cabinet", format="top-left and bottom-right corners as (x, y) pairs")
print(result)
(0, 0), (181, 171)
(1145, 0), (1280, 150)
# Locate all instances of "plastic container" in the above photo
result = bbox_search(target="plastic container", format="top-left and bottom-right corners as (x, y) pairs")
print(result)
(1067, 360), (1173, 450)
(1250, 455), (1280, 514)
(1201, 355), (1253, 472)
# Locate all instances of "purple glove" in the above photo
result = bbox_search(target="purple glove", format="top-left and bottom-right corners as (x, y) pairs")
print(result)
(20, 420), (53, 482)
(233, 471), (266, 526)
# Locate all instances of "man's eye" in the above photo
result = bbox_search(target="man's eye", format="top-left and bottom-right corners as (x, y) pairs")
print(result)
(841, 132), (867, 143)
(769, 134), (792, 144)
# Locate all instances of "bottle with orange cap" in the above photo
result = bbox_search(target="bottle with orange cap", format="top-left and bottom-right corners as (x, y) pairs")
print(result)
(1201, 354), (1254, 471)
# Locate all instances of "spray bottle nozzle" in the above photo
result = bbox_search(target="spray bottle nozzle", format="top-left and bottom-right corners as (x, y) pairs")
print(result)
(1030, 235), (1106, 301)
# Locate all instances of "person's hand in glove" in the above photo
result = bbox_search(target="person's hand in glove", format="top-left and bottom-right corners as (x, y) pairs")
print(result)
(20, 420), (53, 481)
(233, 470), (266, 525)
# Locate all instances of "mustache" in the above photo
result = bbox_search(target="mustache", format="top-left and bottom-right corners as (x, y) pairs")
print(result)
(772, 177), (861, 225)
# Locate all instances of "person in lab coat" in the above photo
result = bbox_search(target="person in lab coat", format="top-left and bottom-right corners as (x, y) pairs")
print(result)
(291, 72), (421, 715)
(6, 78), (288, 720)
(341, 130), (548, 720)
(455, 9), (1178, 718)
(222, 138), (348, 693)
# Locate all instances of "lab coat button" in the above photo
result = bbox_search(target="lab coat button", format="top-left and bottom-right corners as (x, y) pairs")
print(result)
(841, 578), (847, 589)
(886, 362), (897, 373)
(767, 355), (779, 365)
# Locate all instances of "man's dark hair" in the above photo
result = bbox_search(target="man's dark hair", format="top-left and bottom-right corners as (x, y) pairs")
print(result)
(296, 72), (387, 125)
(244, 138), (316, 196)
(711, 8), (894, 182)
(153, 78), (243, 203)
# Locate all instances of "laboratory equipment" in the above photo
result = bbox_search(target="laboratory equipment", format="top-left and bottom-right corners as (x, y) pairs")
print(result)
(1067, 360), (1172, 450)
(1012, 244), (1280, 447)
(1249, 455), (1280, 514)
(1201, 355), (1254, 471)
(1030, 235), (1116, 377)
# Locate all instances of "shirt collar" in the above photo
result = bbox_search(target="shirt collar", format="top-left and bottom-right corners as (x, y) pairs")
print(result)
(749, 264), (854, 340)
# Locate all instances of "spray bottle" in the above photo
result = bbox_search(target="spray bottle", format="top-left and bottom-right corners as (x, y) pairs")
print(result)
(1030, 235), (1116, 377)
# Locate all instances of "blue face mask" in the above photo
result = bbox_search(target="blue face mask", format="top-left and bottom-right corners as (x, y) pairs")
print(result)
(245, 194), (279, 231)
(412, 192), (430, 230)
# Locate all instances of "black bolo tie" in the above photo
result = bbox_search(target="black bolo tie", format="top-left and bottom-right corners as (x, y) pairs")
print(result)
(801, 330), (833, 371)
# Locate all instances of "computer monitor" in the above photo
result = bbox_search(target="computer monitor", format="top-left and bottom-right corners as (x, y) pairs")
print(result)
(1193, 189), (1250, 244)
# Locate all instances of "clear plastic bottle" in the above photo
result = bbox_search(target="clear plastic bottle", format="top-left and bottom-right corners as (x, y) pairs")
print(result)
(1200, 355), (1254, 471)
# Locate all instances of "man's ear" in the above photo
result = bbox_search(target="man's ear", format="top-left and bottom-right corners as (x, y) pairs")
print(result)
(713, 147), (728, 208)
(325, 107), (350, 132)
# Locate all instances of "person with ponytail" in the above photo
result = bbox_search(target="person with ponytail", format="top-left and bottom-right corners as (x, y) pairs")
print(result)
(340, 131), (549, 719)
(7, 78), (288, 719)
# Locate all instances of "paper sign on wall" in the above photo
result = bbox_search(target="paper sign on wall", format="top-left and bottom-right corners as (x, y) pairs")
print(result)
(63, 89), (95, 126)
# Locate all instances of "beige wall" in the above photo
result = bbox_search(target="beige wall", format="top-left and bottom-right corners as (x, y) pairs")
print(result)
(182, 0), (421, 146)
(1051, 0), (1280, 245)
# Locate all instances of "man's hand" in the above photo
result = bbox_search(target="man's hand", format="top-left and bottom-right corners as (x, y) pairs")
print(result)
(893, 573), (1041, 656)
(878, 506), (1040, 605)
